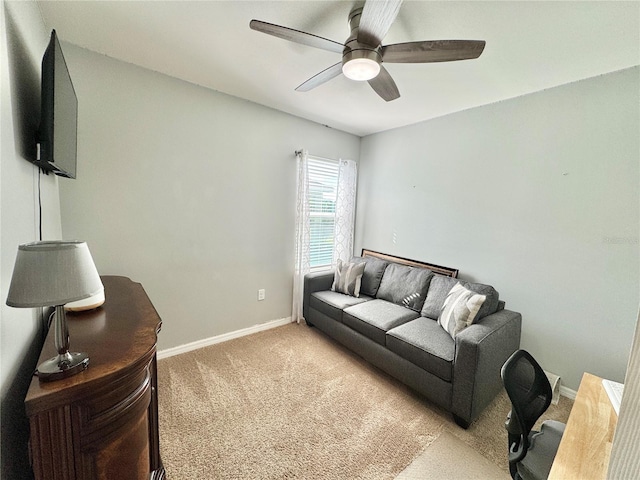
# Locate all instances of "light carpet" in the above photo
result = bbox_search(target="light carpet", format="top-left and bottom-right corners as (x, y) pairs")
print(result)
(396, 431), (509, 479)
(157, 323), (572, 479)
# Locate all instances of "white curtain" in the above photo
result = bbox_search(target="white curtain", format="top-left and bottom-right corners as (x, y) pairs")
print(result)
(332, 159), (358, 266)
(292, 149), (310, 323)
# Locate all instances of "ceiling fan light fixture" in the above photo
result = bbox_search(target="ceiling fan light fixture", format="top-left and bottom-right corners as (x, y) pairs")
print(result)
(342, 57), (380, 81)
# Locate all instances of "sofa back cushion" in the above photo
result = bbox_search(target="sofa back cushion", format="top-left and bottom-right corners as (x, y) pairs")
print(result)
(350, 256), (389, 297)
(421, 275), (500, 320)
(376, 263), (434, 312)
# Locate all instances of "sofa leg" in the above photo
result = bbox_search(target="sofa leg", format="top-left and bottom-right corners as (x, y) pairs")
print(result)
(304, 319), (314, 328)
(453, 415), (470, 429)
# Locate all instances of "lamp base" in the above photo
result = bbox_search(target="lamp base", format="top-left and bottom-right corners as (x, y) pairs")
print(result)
(36, 352), (89, 382)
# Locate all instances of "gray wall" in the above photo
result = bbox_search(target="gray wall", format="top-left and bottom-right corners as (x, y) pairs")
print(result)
(1, 1), (62, 478)
(356, 67), (640, 390)
(58, 45), (360, 351)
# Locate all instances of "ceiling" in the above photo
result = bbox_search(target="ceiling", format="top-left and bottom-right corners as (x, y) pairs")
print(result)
(37, 1), (640, 137)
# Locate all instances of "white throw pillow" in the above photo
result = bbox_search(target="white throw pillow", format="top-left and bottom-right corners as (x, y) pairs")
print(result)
(331, 259), (365, 297)
(438, 283), (486, 338)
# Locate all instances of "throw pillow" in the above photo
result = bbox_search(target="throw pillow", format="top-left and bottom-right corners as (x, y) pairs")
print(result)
(438, 283), (487, 338)
(331, 259), (366, 297)
(422, 276), (500, 321)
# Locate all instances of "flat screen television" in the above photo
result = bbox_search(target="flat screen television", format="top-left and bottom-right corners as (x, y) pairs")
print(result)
(36, 30), (77, 179)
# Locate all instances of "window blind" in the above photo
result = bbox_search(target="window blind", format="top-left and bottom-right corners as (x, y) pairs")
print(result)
(308, 156), (338, 268)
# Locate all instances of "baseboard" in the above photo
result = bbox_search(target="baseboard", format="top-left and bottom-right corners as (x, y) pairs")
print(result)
(157, 317), (292, 360)
(560, 384), (577, 400)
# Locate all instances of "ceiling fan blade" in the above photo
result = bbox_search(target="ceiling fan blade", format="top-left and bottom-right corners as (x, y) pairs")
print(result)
(296, 63), (343, 92)
(382, 40), (486, 63)
(358, 0), (403, 46)
(368, 65), (400, 102)
(250, 20), (344, 54)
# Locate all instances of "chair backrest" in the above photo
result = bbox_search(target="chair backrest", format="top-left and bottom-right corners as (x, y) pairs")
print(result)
(501, 349), (553, 466)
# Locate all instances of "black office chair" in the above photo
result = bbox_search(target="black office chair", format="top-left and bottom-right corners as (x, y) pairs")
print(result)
(501, 350), (566, 480)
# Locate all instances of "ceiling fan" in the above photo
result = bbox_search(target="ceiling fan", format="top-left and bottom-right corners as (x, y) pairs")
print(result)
(250, 0), (485, 102)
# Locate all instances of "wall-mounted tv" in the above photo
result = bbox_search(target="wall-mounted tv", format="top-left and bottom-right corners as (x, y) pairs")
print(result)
(36, 30), (77, 179)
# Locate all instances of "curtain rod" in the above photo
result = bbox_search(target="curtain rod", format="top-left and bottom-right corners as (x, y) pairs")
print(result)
(294, 150), (338, 163)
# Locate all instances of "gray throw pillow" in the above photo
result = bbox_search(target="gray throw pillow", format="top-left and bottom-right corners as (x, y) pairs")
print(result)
(331, 259), (366, 297)
(376, 263), (434, 312)
(438, 283), (486, 338)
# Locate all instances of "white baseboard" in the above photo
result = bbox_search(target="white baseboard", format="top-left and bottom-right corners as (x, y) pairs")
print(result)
(560, 384), (577, 400)
(157, 317), (292, 360)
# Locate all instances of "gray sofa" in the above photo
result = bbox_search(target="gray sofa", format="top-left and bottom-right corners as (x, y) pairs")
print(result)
(303, 250), (522, 428)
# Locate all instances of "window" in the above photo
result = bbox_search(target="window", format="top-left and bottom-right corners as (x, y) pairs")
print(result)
(293, 150), (357, 322)
(308, 156), (339, 269)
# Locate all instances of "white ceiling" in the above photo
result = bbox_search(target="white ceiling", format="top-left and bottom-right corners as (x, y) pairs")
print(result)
(37, 1), (640, 137)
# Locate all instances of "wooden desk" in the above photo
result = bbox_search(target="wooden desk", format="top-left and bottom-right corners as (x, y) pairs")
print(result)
(548, 372), (618, 480)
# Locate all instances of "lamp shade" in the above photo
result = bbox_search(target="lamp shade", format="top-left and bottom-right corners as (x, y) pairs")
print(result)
(6, 241), (103, 308)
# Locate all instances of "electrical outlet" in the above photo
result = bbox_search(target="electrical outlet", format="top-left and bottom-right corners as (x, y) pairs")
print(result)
(258, 289), (265, 301)
(392, 231), (397, 244)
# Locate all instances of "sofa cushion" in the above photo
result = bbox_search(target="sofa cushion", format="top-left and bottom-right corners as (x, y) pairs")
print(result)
(421, 276), (500, 320)
(310, 291), (372, 322)
(331, 259), (366, 297)
(438, 283), (486, 338)
(376, 264), (434, 312)
(467, 283), (499, 320)
(343, 299), (419, 345)
(386, 317), (454, 382)
(350, 256), (389, 297)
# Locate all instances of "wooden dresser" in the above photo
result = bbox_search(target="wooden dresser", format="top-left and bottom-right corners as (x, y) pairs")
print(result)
(24, 276), (165, 480)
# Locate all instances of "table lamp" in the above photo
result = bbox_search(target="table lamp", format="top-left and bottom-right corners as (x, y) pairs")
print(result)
(6, 241), (103, 381)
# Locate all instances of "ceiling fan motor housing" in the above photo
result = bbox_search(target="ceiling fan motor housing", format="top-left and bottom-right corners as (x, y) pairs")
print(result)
(342, 48), (382, 66)
(342, 7), (382, 80)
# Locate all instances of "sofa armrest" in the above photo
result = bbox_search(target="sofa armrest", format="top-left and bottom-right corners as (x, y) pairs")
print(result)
(451, 309), (522, 426)
(303, 271), (335, 321)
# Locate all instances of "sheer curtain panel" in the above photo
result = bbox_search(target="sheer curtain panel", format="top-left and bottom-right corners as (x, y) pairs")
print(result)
(333, 159), (357, 266)
(292, 150), (310, 323)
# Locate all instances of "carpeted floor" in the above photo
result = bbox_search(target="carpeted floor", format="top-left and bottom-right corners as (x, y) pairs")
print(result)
(395, 431), (510, 479)
(157, 323), (572, 479)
